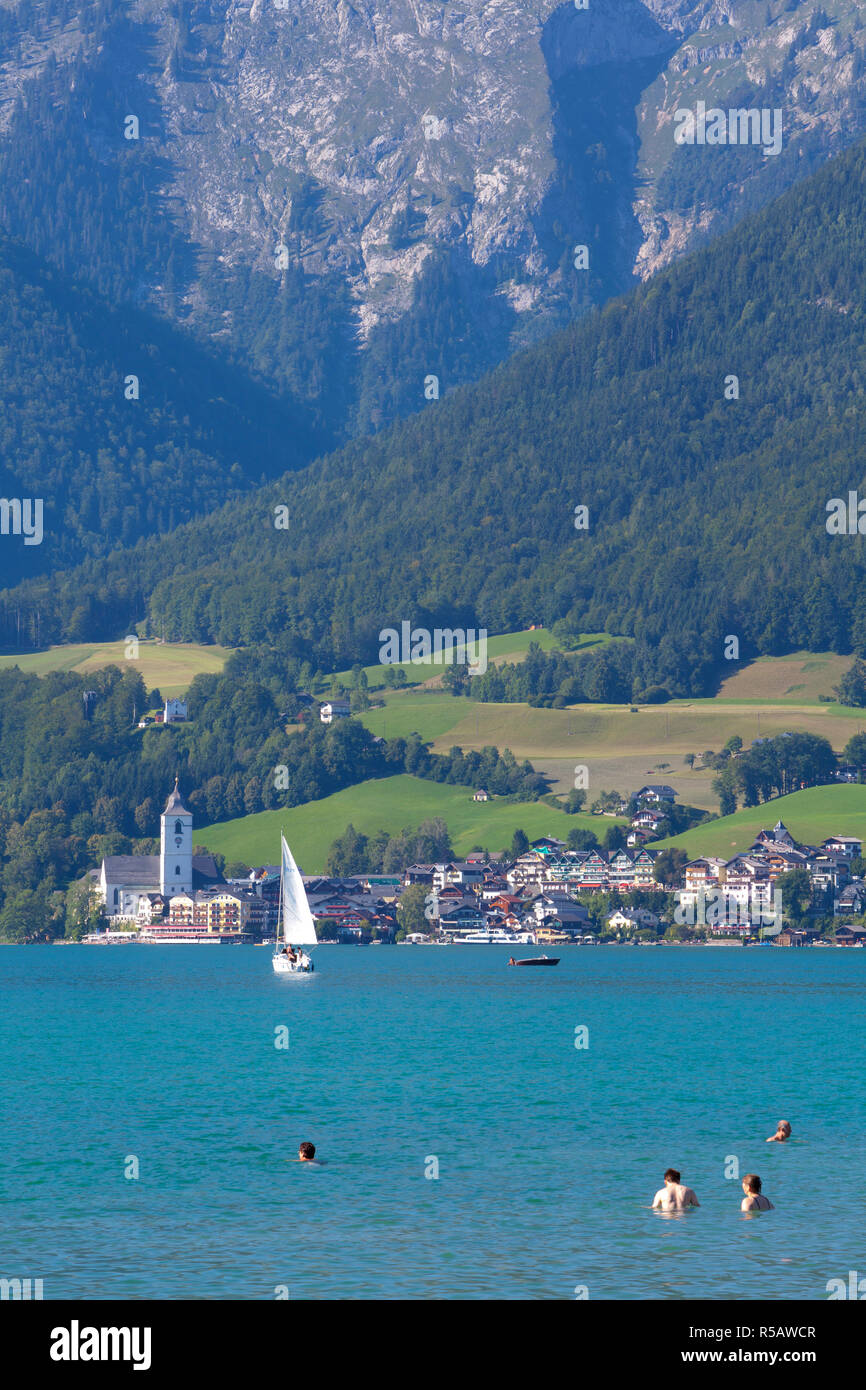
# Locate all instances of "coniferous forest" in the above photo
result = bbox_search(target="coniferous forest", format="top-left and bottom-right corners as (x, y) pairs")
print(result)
(4, 136), (866, 689)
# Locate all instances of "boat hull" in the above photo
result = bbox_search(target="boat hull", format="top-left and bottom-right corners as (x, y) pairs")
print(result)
(272, 952), (314, 974)
(509, 957), (559, 967)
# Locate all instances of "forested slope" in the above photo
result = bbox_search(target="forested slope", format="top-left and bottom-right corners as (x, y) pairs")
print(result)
(7, 137), (866, 690)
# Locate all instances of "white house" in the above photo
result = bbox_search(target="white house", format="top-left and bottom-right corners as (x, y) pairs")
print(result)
(163, 698), (188, 723)
(319, 700), (351, 724)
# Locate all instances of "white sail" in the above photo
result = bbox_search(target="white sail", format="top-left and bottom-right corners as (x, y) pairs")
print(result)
(281, 835), (318, 946)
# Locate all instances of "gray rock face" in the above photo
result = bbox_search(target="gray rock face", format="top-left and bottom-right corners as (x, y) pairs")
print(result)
(3, 1), (865, 372)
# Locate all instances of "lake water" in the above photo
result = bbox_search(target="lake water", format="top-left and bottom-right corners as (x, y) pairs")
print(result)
(1, 944), (864, 1300)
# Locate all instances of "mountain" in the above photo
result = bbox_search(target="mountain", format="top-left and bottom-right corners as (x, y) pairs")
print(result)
(1, 1), (865, 436)
(0, 233), (320, 594)
(8, 133), (866, 691)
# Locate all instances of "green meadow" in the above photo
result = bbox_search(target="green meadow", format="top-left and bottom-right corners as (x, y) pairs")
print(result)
(327, 628), (616, 692)
(657, 784), (866, 859)
(197, 773), (621, 873)
(0, 640), (231, 696)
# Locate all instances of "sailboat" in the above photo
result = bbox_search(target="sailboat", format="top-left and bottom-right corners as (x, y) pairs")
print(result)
(272, 834), (318, 974)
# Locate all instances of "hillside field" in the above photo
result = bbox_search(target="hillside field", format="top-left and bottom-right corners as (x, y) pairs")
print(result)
(657, 784), (866, 859)
(359, 684), (866, 811)
(0, 640), (231, 696)
(327, 628), (619, 692)
(197, 774), (623, 873)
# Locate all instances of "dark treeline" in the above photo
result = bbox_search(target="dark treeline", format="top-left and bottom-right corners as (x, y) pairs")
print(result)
(711, 732), (846, 815)
(0, 644), (541, 938)
(470, 638), (683, 704)
(7, 137), (866, 689)
(0, 228), (320, 594)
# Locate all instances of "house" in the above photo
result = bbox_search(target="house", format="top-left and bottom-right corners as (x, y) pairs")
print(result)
(753, 820), (795, 849)
(531, 837), (567, 852)
(835, 882), (866, 916)
(607, 908), (660, 934)
(534, 926), (571, 945)
(432, 861), (486, 890)
(403, 863), (436, 886)
(163, 698), (188, 724)
(626, 827), (654, 847)
(319, 699), (351, 724)
(835, 924), (866, 945)
(472, 788), (489, 802)
(136, 893), (166, 923)
(631, 809), (666, 832)
(531, 893), (590, 929)
(635, 784), (677, 804)
(823, 835), (863, 859)
(437, 905), (490, 938)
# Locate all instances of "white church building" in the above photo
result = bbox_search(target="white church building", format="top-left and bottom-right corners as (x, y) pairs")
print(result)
(98, 778), (222, 919)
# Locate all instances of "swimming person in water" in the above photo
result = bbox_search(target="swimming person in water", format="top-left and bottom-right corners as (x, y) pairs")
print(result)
(766, 1120), (792, 1143)
(652, 1168), (700, 1210)
(298, 1141), (317, 1163)
(741, 1174), (774, 1211)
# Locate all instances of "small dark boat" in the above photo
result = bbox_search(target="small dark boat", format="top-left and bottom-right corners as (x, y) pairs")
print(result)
(508, 955), (560, 967)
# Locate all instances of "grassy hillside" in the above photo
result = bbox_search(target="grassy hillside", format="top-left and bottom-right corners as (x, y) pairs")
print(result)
(657, 785), (866, 859)
(353, 686), (865, 812)
(0, 641), (230, 697)
(714, 651), (854, 705)
(197, 774), (620, 873)
(327, 627), (604, 691)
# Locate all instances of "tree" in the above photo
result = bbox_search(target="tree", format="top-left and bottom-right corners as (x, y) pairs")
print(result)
(64, 879), (104, 940)
(563, 789), (586, 814)
(567, 827), (598, 851)
(654, 848), (688, 887)
(441, 663), (471, 696)
(834, 660), (866, 708)
(775, 867), (811, 921)
(603, 824), (627, 852)
(712, 767), (737, 817)
(844, 732), (866, 775)
(326, 824), (369, 876)
(396, 884), (431, 936)
(510, 828), (529, 858)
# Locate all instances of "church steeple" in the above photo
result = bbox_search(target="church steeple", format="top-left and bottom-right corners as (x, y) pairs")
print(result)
(164, 775), (191, 817)
(160, 777), (193, 896)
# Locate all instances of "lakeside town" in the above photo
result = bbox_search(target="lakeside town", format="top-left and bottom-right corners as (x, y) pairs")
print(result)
(80, 781), (866, 949)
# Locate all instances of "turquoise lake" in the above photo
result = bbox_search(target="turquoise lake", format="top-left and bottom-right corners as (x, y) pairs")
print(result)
(1, 944), (864, 1300)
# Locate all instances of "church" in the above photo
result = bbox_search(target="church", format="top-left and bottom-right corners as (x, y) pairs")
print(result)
(98, 779), (223, 919)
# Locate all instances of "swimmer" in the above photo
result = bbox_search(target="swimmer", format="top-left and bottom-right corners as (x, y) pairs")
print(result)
(741, 1174), (774, 1211)
(766, 1120), (791, 1143)
(298, 1141), (319, 1164)
(651, 1168), (700, 1210)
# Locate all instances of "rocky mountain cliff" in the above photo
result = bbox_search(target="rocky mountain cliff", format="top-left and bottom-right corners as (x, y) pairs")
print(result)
(1, 0), (864, 433)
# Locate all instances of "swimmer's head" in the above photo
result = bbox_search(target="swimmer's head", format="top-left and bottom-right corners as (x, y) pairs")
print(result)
(743, 1174), (762, 1193)
(299, 1141), (316, 1161)
(776, 1121), (791, 1137)
(663, 1168), (681, 1185)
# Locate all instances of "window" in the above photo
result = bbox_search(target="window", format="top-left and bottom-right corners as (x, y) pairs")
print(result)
(175, 865), (181, 876)
(174, 820), (183, 836)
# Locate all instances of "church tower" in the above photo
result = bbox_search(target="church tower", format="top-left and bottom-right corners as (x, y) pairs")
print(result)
(160, 777), (193, 896)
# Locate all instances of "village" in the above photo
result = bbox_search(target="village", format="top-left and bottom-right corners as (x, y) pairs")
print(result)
(86, 781), (866, 949)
